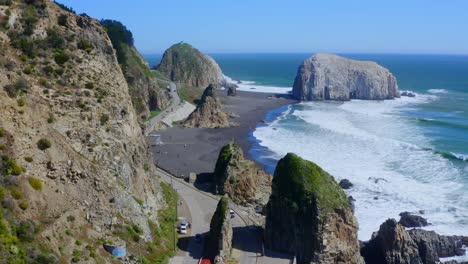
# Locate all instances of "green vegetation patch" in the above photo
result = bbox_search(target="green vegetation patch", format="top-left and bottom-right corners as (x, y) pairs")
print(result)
(178, 84), (203, 105)
(28, 177), (43, 190)
(272, 153), (349, 218)
(37, 138), (51, 150)
(1, 156), (26, 176)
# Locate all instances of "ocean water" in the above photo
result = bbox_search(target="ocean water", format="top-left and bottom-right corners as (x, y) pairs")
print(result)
(145, 53), (468, 241)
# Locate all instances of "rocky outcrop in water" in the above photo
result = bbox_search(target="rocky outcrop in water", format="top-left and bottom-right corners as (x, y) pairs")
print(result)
(213, 142), (271, 207)
(183, 84), (231, 128)
(264, 153), (363, 264)
(204, 196), (233, 264)
(155, 42), (224, 88)
(361, 219), (467, 264)
(399, 212), (429, 228)
(292, 53), (400, 101)
(361, 219), (422, 264)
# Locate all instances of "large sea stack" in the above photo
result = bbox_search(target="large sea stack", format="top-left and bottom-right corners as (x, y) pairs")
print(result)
(183, 84), (230, 128)
(155, 42), (224, 88)
(213, 142), (271, 207)
(264, 153), (363, 264)
(292, 53), (400, 101)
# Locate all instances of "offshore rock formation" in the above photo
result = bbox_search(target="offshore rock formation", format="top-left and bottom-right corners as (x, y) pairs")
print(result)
(361, 219), (422, 264)
(213, 142), (271, 207)
(0, 1), (165, 262)
(204, 196), (233, 264)
(399, 211), (429, 228)
(362, 219), (467, 264)
(155, 42), (224, 88)
(183, 84), (230, 128)
(292, 53), (400, 101)
(264, 153), (363, 264)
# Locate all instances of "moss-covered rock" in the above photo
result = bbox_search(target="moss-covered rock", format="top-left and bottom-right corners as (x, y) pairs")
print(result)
(204, 196), (232, 264)
(155, 42), (224, 88)
(264, 153), (363, 264)
(213, 142), (271, 207)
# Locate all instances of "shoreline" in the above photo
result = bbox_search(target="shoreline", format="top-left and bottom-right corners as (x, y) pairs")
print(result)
(151, 90), (296, 179)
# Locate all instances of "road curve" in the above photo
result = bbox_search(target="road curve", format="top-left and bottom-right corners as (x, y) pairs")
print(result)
(156, 168), (261, 264)
(145, 80), (181, 135)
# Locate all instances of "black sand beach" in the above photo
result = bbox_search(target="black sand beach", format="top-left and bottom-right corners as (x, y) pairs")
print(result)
(151, 90), (295, 178)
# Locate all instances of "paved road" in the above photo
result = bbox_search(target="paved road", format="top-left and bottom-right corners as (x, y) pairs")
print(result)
(145, 80), (181, 135)
(157, 168), (291, 264)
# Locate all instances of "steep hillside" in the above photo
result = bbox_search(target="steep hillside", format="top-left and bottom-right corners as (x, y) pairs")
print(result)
(0, 1), (172, 263)
(155, 42), (224, 88)
(100, 19), (170, 123)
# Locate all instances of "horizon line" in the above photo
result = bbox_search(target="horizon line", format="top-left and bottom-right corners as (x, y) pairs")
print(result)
(140, 51), (468, 56)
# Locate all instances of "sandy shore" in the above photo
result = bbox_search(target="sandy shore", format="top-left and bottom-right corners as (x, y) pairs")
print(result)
(151, 90), (296, 179)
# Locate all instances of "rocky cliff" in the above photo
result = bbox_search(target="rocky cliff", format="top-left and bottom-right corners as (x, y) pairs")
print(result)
(264, 153), (363, 264)
(155, 42), (224, 88)
(183, 84), (231, 128)
(100, 19), (170, 123)
(213, 142), (271, 207)
(362, 219), (467, 264)
(292, 53), (400, 101)
(204, 196), (233, 264)
(0, 1), (168, 262)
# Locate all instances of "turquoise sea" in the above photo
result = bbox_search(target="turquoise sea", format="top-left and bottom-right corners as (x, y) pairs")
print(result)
(145, 53), (468, 241)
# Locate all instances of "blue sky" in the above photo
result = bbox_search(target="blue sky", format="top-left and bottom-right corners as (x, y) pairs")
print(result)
(57, 0), (468, 55)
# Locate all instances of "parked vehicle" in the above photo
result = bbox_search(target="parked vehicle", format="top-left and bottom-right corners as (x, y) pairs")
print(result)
(230, 209), (235, 218)
(179, 225), (187, 234)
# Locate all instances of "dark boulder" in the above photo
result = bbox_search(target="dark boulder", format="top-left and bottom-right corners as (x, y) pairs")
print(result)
(339, 179), (354, 189)
(399, 212), (429, 228)
(225, 83), (238, 96)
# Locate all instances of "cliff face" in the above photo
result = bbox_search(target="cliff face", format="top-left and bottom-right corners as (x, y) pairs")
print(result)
(0, 1), (165, 262)
(204, 196), (233, 264)
(292, 53), (400, 101)
(213, 142), (271, 207)
(155, 42), (224, 88)
(264, 153), (363, 264)
(183, 84), (230, 128)
(100, 20), (170, 123)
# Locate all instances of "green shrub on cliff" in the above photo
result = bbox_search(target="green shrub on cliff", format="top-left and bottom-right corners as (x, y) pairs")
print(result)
(37, 138), (51, 150)
(100, 19), (134, 66)
(272, 153), (348, 218)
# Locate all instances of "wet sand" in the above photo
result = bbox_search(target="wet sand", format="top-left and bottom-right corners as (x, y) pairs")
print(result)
(151, 90), (295, 178)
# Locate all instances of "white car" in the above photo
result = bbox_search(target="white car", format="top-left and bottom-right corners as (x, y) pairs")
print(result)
(230, 209), (235, 218)
(179, 225), (187, 234)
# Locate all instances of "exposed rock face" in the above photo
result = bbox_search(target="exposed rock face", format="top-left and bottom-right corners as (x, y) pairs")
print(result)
(121, 46), (170, 122)
(264, 153), (363, 264)
(361, 219), (423, 264)
(408, 229), (466, 263)
(0, 1), (164, 262)
(101, 20), (170, 123)
(225, 82), (238, 96)
(155, 42), (224, 88)
(362, 219), (467, 264)
(292, 53), (400, 101)
(213, 142), (271, 207)
(204, 196), (233, 264)
(399, 212), (429, 228)
(183, 84), (230, 128)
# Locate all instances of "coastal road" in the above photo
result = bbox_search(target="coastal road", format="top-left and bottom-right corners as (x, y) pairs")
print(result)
(145, 79), (181, 135)
(157, 167), (291, 264)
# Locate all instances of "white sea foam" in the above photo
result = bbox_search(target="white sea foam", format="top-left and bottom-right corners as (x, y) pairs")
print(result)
(252, 97), (468, 240)
(428, 88), (449, 94)
(223, 75), (291, 94)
